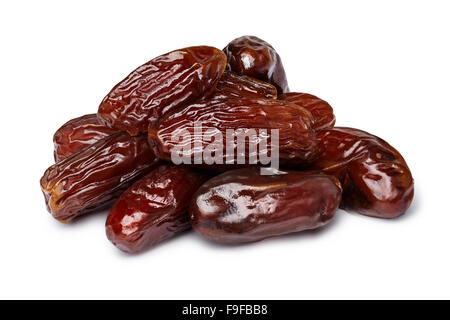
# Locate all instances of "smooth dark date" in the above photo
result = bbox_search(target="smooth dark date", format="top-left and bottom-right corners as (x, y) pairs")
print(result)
(106, 165), (208, 253)
(212, 71), (277, 100)
(310, 127), (414, 218)
(279, 92), (335, 130)
(190, 167), (342, 244)
(40, 132), (159, 222)
(223, 36), (289, 94)
(148, 97), (317, 169)
(53, 114), (119, 162)
(98, 46), (227, 135)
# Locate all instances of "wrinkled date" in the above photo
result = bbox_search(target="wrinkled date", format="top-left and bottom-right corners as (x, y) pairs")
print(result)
(223, 36), (289, 94)
(190, 167), (342, 244)
(148, 97), (317, 169)
(53, 114), (119, 162)
(98, 46), (227, 135)
(310, 127), (414, 218)
(41, 132), (159, 222)
(106, 165), (208, 253)
(212, 71), (277, 100)
(279, 92), (336, 130)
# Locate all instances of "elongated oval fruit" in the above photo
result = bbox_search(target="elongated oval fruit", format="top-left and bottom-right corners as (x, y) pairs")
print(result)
(310, 127), (414, 218)
(212, 71), (277, 100)
(53, 114), (119, 162)
(279, 92), (335, 130)
(106, 165), (208, 253)
(40, 132), (159, 222)
(223, 36), (289, 94)
(148, 97), (317, 169)
(98, 46), (227, 135)
(190, 167), (342, 244)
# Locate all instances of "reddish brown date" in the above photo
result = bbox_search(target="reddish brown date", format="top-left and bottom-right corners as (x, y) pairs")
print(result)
(310, 127), (414, 218)
(212, 71), (277, 100)
(279, 92), (336, 130)
(190, 167), (342, 244)
(148, 97), (317, 169)
(106, 165), (208, 253)
(53, 114), (119, 162)
(40, 132), (159, 222)
(98, 46), (227, 135)
(223, 36), (289, 94)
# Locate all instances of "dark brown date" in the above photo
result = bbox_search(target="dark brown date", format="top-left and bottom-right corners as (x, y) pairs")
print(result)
(106, 165), (208, 253)
(309, 127), (414, 218)
(148, 97), (317, 169)
(190, 167), (342, 244)
(223, 36), (289, 94)
(98, 46), (227, 135)
(40, 132), (159, 222)
(212, 71), (277, 100)
(53, 114), (119, 162)
(279, 92), (335, 130)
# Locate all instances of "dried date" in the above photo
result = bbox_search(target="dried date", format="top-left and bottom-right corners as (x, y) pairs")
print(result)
(223, 36), (289, 94)
(53, 114), (119, 162)
(190, 167), (342, 244)
(40, 132), (159, 222)
(98, 46), (227, 135)
(310, 127), (414, 218)
(148, 97), (317, 169)
(279, 92), (335, 130)
(106, 165), (208, 253)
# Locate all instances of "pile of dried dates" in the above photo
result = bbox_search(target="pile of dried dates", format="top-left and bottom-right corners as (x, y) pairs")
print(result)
(40, 36), (414, 253)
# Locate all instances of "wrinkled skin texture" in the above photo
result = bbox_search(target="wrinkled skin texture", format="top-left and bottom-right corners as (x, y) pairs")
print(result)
(98, 46), (227, 135)
(148, 98), (317, 169)
(223, 36), (289, 94)
(212, 71), (277, 100)
(190, 167), (342, 244)
(53, 114), (119, 162)
(106, 165), (208, 253)
(279, 92), (336, 130)
(310, 127), (414, 218)
(40, 132), (159, 222)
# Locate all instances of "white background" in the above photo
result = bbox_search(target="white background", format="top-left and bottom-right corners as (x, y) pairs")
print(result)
(0, 0), (449, 299)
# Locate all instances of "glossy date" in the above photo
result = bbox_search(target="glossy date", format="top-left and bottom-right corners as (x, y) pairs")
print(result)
(189, 167), (342, 244)
(53, 114), (119, 162)
(106, 165), (208, 253)
(148, 97), (317, 168)
(310, 127), (414, 218)
(223, 36), (289, 94)
(98, 46), (227, 135)
(41, 132), (159, 222)
(279, 92), (336, 130)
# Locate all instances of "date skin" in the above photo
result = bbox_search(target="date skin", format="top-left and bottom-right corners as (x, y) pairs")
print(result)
(190, 167), (342, 244)
(213, 71), (277, 100)
(53, 114), (119, 162)
(148, 97), (317, 169)
(310, 127), (414, 218)
(106, 165), (208, 253)
(279, 92), (336, 130)
(223, 36), (289, 94)
(98, 46), (227, 135)
(40, 132), (159, 222)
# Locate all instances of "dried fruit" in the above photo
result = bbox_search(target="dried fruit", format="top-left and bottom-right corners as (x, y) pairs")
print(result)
(310, 127), (414, 218)
(190, 167), (342, 244)
(98, 46), (227, 135)
(223, 36), (289, 94)
(53, 114), (119, 162)
(106, 165), (208, 253)
(212, 71), (277, 100)
(40, 132), (159, 222)
(279, 92), (335, 130)
(148, 97), (317, 169)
